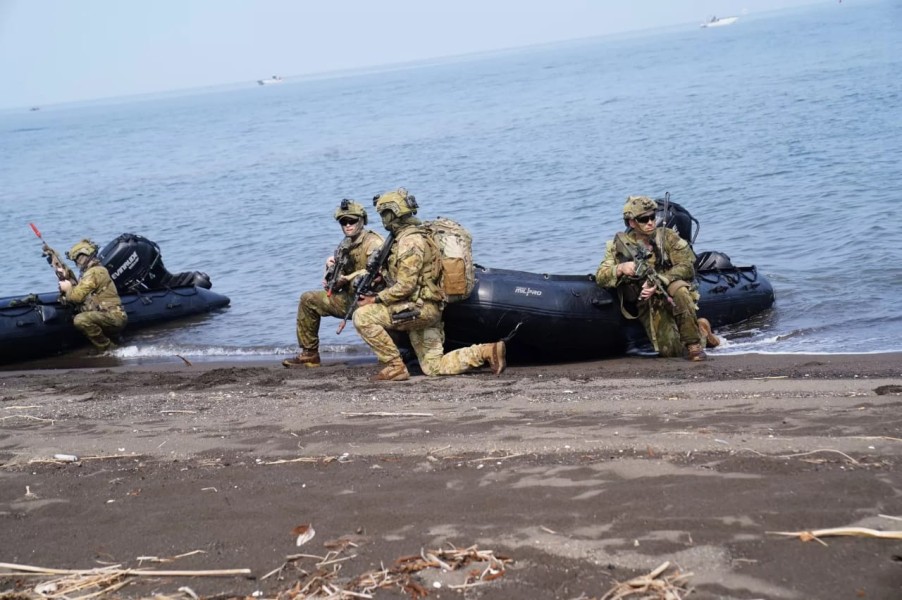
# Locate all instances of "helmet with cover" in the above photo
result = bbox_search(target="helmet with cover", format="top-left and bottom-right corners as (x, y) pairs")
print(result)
(622, 195), (658, 221)
(66, 239), (99, 262)
(334, 199), (368, 225)
(373, 187), (418, 219)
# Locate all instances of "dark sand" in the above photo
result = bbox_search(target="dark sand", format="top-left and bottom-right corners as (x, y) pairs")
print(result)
(1, 353), (901, 599)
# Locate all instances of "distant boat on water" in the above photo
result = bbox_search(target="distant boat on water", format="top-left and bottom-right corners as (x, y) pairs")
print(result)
(257, 75), (284, 86)
(701, 16), (739, 28)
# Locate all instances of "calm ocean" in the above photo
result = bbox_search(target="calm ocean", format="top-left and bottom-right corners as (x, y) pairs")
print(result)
(2, 0), (900, 363)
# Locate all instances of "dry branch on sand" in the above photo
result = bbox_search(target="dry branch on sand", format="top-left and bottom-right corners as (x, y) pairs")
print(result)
(599, 561), (693, 600)
(0, 562), (251, 599)
(768, 526), (902, 546)
(262, 543), (511, 599)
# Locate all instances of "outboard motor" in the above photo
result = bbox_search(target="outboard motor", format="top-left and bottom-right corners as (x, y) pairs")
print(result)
(99, 233), (212, 293)
(654, 194), (699, 244)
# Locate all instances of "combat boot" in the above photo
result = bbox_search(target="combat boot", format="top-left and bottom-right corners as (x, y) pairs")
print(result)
(698, 318), (720, 348)
(282, 350), (321, 368)
(481, 341), (507, 376)
(372, 357), (410, 382)
(686, 343), (707, 362)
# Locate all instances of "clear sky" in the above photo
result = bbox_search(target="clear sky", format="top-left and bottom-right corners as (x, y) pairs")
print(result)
(0, 0), (828, 110)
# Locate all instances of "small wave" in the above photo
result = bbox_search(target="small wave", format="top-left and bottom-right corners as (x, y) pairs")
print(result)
(111, 342), (373, 359)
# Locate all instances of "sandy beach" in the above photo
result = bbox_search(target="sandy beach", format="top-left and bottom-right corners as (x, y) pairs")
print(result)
(1, 353), (901, 599)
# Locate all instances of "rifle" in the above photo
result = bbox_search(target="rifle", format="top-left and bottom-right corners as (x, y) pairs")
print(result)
(29, 223), (78, 286)
(632, 244), (675, 307)
(336, 232), (395, 334)
(324, 237), (353, 297)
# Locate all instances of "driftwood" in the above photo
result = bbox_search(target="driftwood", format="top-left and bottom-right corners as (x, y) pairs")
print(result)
(768, 526), (902, 546)
(600, 561), (693, 600)
(0, 562), (251, 576)
(341, 411), (434, 417)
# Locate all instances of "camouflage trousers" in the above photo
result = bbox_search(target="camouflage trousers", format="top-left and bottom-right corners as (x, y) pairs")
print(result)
(73, 307), (127, 350)
(636, 283), (702, 358)
(352, 301), (488, 376)
(295, 289), (354, 351)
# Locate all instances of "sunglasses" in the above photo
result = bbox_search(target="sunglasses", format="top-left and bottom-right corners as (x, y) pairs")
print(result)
(339, 217), (360, 226)
(634, 213), (657, 224)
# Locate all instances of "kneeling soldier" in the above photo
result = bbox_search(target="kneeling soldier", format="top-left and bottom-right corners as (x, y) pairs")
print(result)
(283, 200), (384, 367)
(352, 187), (506, 381)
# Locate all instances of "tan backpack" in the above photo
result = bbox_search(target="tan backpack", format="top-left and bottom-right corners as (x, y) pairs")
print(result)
(422, 217), (476, 303)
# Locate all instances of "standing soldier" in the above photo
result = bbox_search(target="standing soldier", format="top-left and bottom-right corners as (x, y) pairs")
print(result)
(595, 195), (716, 361)
(283, 200), (383, 368)
(352, 187), (506, 381)
(59, 239), (127, 352)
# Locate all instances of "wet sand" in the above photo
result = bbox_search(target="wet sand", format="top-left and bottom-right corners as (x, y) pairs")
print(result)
(1, 353), (901, 599)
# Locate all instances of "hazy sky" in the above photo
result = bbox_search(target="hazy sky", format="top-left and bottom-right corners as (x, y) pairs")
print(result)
(0, 0), (828, 109)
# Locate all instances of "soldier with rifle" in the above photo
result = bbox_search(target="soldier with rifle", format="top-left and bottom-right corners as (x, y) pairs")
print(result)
(595, 195), (718, 361)
(351, 187), (506, 382)
(282, 199), (383, 368)
(58, 238), (127, 353)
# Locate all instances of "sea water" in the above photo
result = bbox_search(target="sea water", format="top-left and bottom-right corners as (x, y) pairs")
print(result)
(2, 0), (900, 363)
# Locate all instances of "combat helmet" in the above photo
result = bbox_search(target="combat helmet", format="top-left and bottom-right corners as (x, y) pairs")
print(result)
(622, 195), (658, 221)
(66, 239), (99, 262)
(334, 199), (368, 225)
(373, 187), (418, 218)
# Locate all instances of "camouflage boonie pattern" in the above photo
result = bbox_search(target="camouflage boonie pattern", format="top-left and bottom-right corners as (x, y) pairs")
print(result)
(596, 227), (702, 357)
(352, 223), (488, 375)
(294, 229), (383, 350)
(65, 263), (127, 349)
(353, 302), (489, 375)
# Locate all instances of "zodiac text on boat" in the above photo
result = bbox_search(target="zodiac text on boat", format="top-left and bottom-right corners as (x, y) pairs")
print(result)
(514, 286), (543, 297)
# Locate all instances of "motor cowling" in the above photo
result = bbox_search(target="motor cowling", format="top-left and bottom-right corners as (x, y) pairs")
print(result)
(99, 233), (212, 293)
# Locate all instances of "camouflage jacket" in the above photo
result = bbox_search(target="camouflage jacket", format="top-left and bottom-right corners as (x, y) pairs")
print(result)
(375, 224), (444, 306)
(342, 230), (384, 279)
(595, 227), (696, 290)
(65, 264), (124, 312)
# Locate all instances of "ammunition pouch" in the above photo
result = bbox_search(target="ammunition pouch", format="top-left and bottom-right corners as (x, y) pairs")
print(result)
(390, 302), (422, 324)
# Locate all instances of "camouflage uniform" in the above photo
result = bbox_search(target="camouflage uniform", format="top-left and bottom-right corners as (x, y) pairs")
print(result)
(294, 229), (383, 351)
(596, 226), (702, 358)
(64, 261), (127, 350)
(352, 222), (493, 376)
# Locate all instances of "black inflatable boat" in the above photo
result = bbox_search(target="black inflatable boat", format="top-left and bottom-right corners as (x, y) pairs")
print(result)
(444, 198), (775, 361)
(0, 234), (230, 364)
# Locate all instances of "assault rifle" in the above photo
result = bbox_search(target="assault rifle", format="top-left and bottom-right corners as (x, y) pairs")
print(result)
(336, 232), (395, 334)
(631, 244), (675, 307)
(324, 237), (353, 297)
(29, 223), (78, 287)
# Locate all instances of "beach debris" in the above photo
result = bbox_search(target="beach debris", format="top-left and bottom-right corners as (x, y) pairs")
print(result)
(261, 543), (511, 597)
(0, 414), (55, 423)
(740, 447), (860, 465)
(342, 411), (434, 417)
(0, 562), (251, 599)
(178, 585), (199, 599)
(293, 523), (316, 547)
(600, 561), (693, 599)
(53, 453), (79, 463)
(258, 455), (341, 465)
(768, 526), (902, 546)
(137, 550), (206, 564)
(175, 354), (193, 367)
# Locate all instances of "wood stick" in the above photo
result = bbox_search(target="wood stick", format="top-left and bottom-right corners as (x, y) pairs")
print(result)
(0, 562), (251, 577)
(341, 411), (434, 417)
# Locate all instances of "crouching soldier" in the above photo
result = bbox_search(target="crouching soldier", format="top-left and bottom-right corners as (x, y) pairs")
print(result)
(596, 195), (717, 361)
(59, 239), (127, 352)
(283, 200), (384, 367)
(352, 187), (506, 381)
